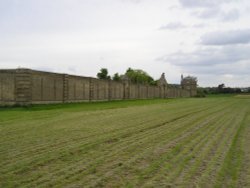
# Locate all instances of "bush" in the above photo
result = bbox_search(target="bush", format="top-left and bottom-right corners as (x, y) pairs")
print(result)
(195, 88), (206, 98)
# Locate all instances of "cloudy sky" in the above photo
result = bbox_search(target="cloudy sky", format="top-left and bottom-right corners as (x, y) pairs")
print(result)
(0, 0), (250, 87)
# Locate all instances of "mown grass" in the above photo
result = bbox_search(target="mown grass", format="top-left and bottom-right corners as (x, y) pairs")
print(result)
(0, 97), (250, 187)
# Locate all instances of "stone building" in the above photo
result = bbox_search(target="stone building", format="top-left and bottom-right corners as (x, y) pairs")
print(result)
(157, 73), (168, 87)
(181, 74), (197, 94)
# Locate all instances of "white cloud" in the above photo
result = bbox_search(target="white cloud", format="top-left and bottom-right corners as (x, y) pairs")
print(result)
(159, 45), (250, 66)
(221, 9), (240, 21)
(159, 22), (187, 30)
(179, 0), (240, 22)
(178, 0), (231, 8)
(201, 29), (250, 45)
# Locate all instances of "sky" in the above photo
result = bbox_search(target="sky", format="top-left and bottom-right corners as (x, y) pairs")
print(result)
(0, 0), (250, 87)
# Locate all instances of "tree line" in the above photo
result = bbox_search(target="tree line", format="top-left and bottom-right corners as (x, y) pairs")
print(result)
(199, 83), (250, 95)
(96, 68), (250, 95)
(96, 68), (158, 85)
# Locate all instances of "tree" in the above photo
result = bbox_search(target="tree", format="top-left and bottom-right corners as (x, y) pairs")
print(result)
(125, 67), (155, 85)
(217, 83), (225, 93)
(196, 87), (206, 97)
(112, 73), (121, 81)
(218, 83), (225, 90)
(97, 68), (111, 80)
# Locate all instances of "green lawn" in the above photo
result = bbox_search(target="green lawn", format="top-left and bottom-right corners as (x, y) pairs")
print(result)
(1, 97), (250, 187)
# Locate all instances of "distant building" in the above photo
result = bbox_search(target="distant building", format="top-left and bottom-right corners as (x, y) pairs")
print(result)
(157, 73), (168, 87)
(181, 74), (197, 91)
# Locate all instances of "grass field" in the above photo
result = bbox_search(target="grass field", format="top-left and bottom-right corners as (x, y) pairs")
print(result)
(1, 96), (250, 187)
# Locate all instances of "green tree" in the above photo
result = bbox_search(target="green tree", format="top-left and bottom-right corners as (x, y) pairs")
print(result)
(196, 87), (206, 97)
(97, 68), (111, 80)
(218, 83), (225, 90)
(125, 67), (155, 85)
(112, 73), (121, 81)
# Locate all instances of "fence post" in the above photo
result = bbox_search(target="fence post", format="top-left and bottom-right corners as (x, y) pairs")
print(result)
(123, 80), (130, 99)
(63, 74), (69, 103)
(89, 78), (92, 101)
(108, 80), (111, 101)
(15, 69), (32, 106)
